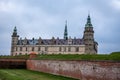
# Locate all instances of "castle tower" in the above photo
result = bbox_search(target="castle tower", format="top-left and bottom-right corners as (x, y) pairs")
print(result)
(64, 20), (68, 40)
(11, 26), (19, 56)
(83, 14), (98, 54)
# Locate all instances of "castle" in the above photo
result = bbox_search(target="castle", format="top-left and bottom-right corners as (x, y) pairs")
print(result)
(11, 14), (98, 56)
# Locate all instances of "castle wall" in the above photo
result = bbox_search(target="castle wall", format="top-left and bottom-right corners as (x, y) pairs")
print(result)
(12, 45), (85, 56)
(0, 59), (26, 69)
(27, 60), (120, 80)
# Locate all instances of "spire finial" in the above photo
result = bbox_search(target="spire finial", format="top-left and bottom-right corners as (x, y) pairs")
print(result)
(14, 26), (17, 33)
(88, 10), (90, 16)
(64, 20), (68, 40)
(65, 20), (67, 26)
(85, 13), (92, 27)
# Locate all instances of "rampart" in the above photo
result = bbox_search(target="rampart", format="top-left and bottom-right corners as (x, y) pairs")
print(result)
(27, 60), (120, 80)
(0, 59), (26, 69)
(0, 56), (120, 80)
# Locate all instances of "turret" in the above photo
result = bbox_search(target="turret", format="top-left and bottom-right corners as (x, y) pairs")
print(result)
(83, 14), (98, 54)
(23, 37), (28, 45)
(11, 26), (19, 45)
(51, 37), (56, 45)
(11, 26), (19, 55)
(38, 37), (42, 45)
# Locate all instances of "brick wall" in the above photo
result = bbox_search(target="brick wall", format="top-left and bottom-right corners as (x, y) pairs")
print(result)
(27, 60), (120, 80)
(0, 59), (26, 69)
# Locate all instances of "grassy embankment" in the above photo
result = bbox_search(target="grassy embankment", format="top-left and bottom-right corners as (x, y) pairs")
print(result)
(0, 55), (29, 59)
(34, 52), (120, 61)
(0, 52), (119, 80)
(0, 69), (78, 80)
(0, 52), (120, 61)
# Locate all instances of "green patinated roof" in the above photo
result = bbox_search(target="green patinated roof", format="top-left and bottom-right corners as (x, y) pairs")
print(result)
(85, 14), (93, 27)
(12, 26), (18, 37)
(64, 20), (68, 40)
(13, 26), (17, 33)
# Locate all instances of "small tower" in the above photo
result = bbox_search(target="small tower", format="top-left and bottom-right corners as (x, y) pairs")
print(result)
(64, 20), (68, 40)
(38, 37), (42, 45)
(11, 26), (19, 56)
(23, 37), (28, 45)
(51, 37), (56, 45)
(83, 14), (98, 54)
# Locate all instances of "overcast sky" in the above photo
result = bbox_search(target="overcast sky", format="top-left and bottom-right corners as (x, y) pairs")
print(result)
(0, 0), (120, 55)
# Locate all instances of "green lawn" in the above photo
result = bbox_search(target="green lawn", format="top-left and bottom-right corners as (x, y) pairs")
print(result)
(0, 55), (29, 59)
(0, 52), (120, 61)
(34, 52), (120, 61)
(0, 69), (78, 80)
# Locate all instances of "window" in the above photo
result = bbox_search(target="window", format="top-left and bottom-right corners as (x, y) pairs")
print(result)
(19, 53), (22, 55)
(76, 47), (79, 52)
(45, 47), (47, 51)
(32, 47), (34, 51)
(64, 47), (66, 52)
(68, 47), (71, 52)
(20, 47), (22, 51)
(38, 47), (41, 51)
(59, 47), (62, 51)
(16, 47), (18, 51)
(26, 47), (27, 51)
(89, 44), (92, 46)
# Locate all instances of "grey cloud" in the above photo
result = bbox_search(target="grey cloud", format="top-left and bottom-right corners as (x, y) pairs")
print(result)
(0, 0), (120, 55)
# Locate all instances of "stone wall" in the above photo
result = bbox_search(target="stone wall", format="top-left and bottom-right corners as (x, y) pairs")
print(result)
(0, 59), (26, 69)
(13, 45), (85, 56)
(27, 60), (120, 80)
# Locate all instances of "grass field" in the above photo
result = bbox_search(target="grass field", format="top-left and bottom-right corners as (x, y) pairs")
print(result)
(0, 69), (78, 80)
(34, 52), (120, 61)
(0, 52), (120, 61)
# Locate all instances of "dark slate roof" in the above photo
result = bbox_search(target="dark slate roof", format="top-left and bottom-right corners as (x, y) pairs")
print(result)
(17, 38), (84, 45)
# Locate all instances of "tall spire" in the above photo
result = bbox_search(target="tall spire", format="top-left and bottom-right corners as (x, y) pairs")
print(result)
(64, 20), (68, 40)
(85, 14), (92, 27)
